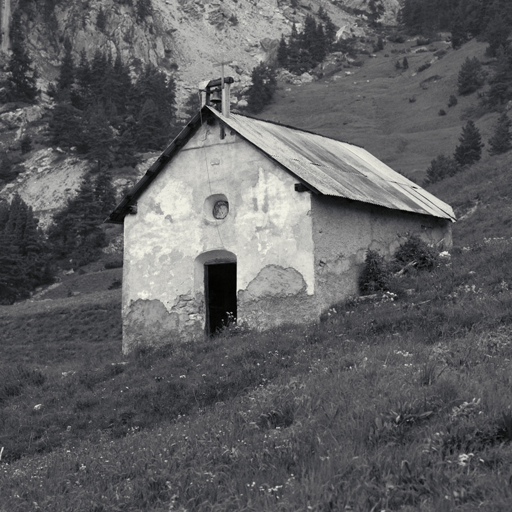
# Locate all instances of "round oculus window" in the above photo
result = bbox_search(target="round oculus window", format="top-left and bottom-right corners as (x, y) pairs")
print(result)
(213, 200), (229, 220)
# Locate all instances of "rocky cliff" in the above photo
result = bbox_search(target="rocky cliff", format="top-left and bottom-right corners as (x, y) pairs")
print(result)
(1, 0), (399, 105)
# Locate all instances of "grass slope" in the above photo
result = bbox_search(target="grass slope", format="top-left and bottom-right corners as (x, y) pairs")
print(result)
(263, 38), (496, 182)
(2, 37), (512, 512)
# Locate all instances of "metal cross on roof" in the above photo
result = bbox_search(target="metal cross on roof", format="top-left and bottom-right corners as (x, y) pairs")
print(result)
(213, 58), (233, 89)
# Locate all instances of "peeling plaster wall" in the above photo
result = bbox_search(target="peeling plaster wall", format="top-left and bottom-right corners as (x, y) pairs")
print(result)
(311, 195), (453, 312)
(122, 120), (315, 352)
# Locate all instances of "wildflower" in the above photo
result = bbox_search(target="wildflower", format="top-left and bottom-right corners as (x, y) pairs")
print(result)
(458, 453), (474, 466)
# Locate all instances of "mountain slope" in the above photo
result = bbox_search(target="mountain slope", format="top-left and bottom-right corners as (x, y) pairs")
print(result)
(259, 37), (497, 181)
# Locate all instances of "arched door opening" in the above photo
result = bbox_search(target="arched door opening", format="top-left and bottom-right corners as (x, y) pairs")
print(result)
(205, 261), (237, 335)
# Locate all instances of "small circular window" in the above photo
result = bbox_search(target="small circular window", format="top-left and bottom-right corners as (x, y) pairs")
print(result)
(213, 200), (229, 220)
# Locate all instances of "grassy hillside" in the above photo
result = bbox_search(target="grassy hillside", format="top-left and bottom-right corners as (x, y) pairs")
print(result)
(2, 34), (512, 512)
(263, 37), (495, 183)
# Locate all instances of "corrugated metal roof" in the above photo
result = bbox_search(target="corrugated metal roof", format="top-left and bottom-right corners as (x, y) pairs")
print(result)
(215, 109), (455, 221)
(107, 106), (455, 224)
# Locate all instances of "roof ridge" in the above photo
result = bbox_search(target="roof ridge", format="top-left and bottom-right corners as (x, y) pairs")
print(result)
(220, 107), (362, 148)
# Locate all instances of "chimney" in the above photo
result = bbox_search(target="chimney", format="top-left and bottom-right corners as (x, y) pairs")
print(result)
(199, 77), (234, 118)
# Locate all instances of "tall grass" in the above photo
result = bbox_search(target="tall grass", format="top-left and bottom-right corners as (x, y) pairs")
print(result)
(2, 232), (512, 510)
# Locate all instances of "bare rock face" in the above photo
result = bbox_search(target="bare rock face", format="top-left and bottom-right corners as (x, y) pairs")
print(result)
(8, 0), (399, 105)
(0, 148), (90, 230)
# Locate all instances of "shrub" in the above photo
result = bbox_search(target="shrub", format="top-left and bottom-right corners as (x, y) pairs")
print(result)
(388, 33), (406, 43)
(416, 36), (430, 46)
(359, 250), (390, 294)
(438, 109), (446, 116)
(104, 260), (123, 269)
(448, 94), (458, 107)
(417, 62), (431, 72)
(393, 234), (439, 271)
(20, 135), (33, 154)
(108, 278), (122, 290)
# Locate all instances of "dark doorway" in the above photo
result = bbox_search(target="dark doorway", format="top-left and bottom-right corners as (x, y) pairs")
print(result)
(205, 262), (237, 335)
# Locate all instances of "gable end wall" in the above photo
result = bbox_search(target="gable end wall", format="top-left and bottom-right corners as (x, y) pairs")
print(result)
(311, 195), (452, 310)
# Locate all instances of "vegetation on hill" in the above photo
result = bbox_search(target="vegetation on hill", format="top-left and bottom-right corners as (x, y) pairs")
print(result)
(0, 195), (54, 304)
(3, 7), (512, 509)
(49, 47), (178, 169)
(2, 9), (38, 103)
(2, 150), (512, 508)
(399, 0), (512, 50)
(276, 11), (337, 76)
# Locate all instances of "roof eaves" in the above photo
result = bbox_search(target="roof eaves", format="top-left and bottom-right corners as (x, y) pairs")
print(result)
(105, 109), (207, 224)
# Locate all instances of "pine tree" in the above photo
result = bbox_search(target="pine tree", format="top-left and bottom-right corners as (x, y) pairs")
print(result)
(93, 170), (117, 217)
(247, 63), (277, 114)
(132, 65), (176, 151)
(0, 230), (27, 304)
(454, 120), (484, 166)
(457, 57), (485, 95)
(6, 11), (38, 103)
(49, 102), (83, 149)
(82, 103), (115, 167)
(48, 178), (107, 267)
(57, 38), (74, 94)
(423, 154), (460, 185)
(311, 24), (327, 65)
(301, 14), (317, 64)
(488, 112), (512, 155)
(96, 6), (107, 32)
(0, 195), (53, 303)
(450, 13), (466, 49)
(485, 13), (511, 57)
(487, 46), (512, 107)
(324, 17), (337, 51)
(277, 34), (289, 68)
(72, 50), (93, 110)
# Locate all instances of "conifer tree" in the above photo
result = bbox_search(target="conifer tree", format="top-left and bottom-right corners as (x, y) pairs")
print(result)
(457, 57), (485, 95)
(57, 38), (74, 95)
(96, 6), (107, 32)
(0, 195), (54, 303)
(324, 16), (337, 50)
(72, 50), (93, 110)
(302, 14), (318, 63)
(454, 120), (484, 166)
(247, 63), (277, 114)
(48, 178), (107, 266)
(277, 34), (289, 68)
(82, 104), (115, 167)
(485, 13), (511, 57)
(6, 10), (38, 103)
(311, 24), (327, 65)
(450, 13), (466, 49)
(132, 65), (176, 151)
(487, 47), (512, 107)
(49, 102), (83, 149)
(423, 154), (460, 185)
(488, 112), (512, 155)
(93, 170), (117, 217)
(0, 230), (26, 304)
